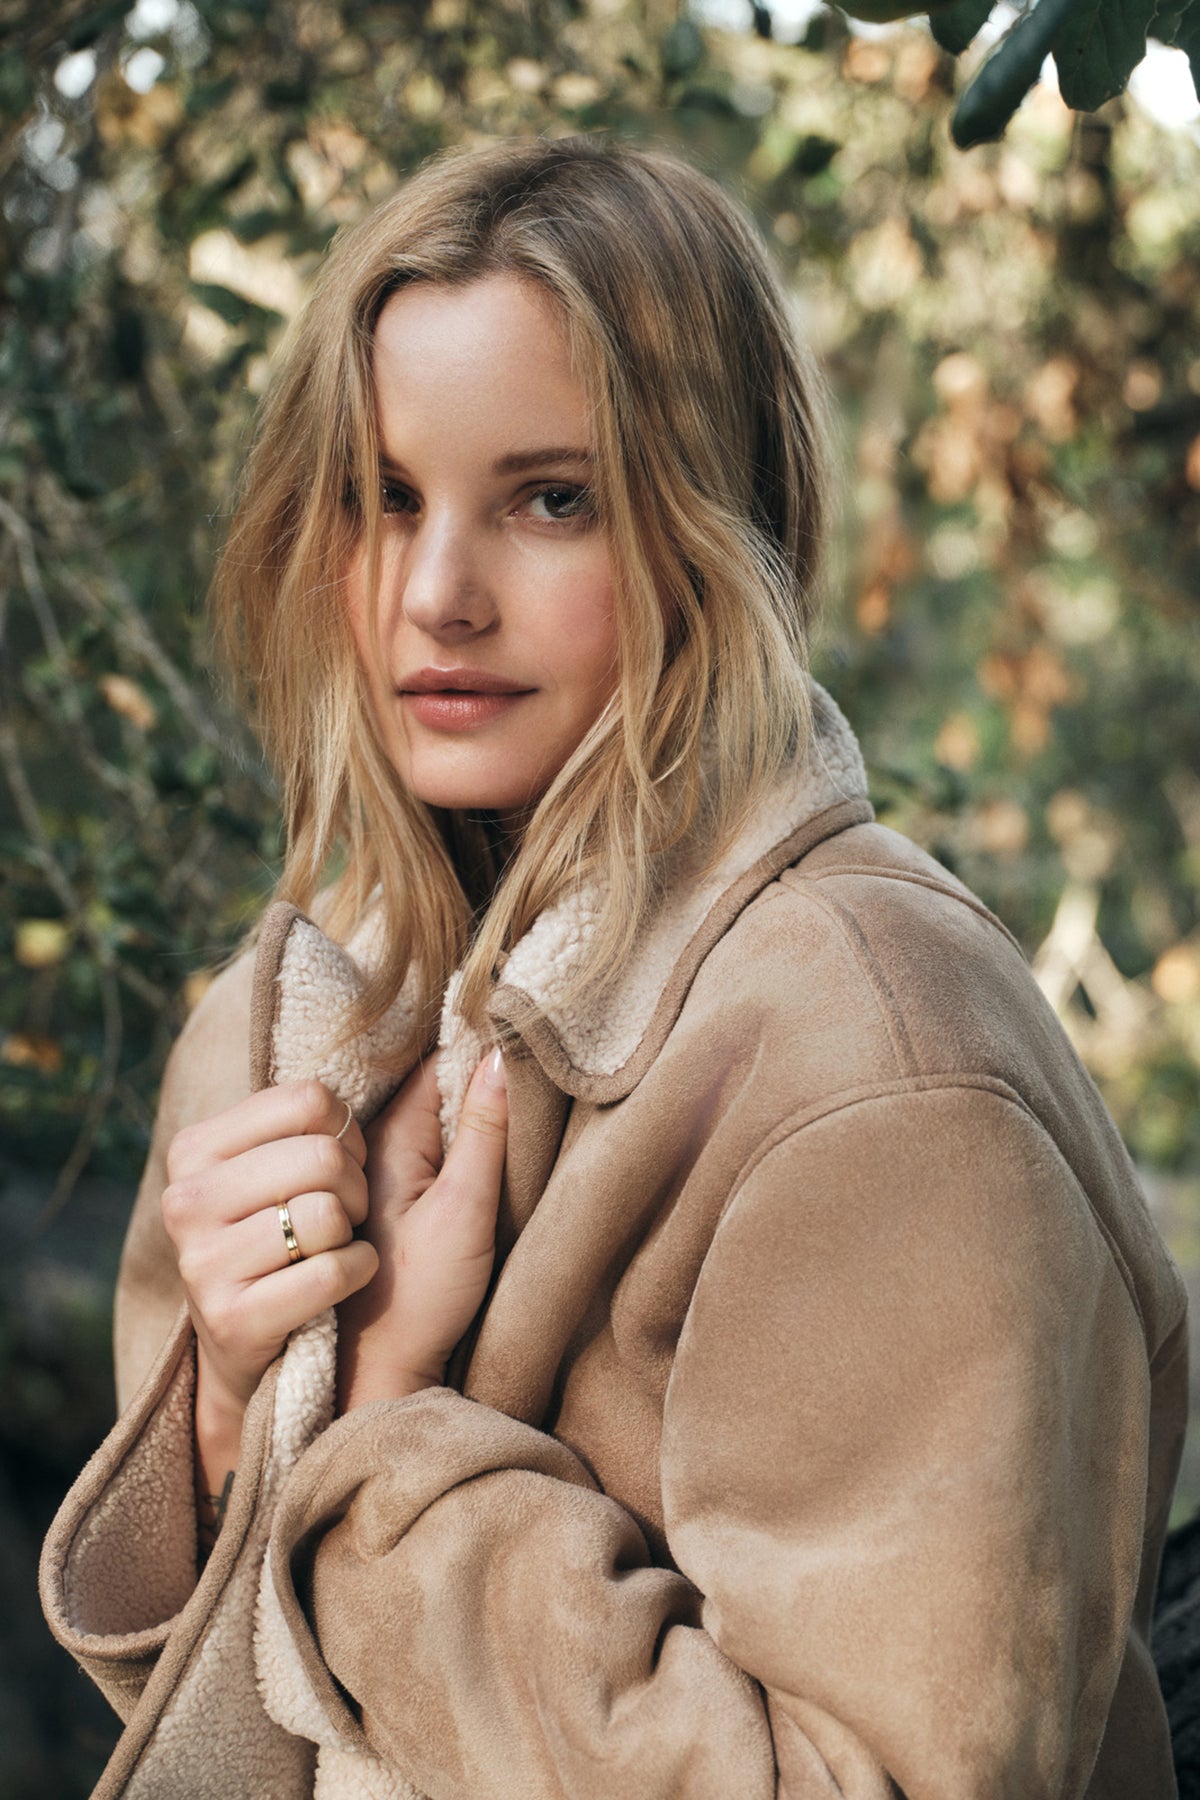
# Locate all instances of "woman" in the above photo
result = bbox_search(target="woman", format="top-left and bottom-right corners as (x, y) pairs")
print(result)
(41, 134), (1186, 1799)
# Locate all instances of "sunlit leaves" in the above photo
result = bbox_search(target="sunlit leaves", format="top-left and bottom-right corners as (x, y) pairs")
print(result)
(2, 0), (1198, 1201)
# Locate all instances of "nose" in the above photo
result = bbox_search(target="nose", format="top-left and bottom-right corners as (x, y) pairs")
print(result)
(399, 510), (498, 643)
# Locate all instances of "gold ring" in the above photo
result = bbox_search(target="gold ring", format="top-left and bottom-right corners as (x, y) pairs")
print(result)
(278, 1202), (303, 1265)
(334, 1099), (353, 1142)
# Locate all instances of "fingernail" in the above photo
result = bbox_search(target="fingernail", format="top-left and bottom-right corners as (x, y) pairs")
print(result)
(482, 1046), (506, 1090)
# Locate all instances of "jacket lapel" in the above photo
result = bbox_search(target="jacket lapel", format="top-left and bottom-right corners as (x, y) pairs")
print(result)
(248, 680), (872, 1129)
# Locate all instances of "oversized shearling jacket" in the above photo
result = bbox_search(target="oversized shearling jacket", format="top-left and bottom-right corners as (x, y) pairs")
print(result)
(41, 684), (1187, 1799)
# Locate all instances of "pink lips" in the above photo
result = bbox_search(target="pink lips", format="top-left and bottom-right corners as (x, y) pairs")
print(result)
(398, 666), (534, 731)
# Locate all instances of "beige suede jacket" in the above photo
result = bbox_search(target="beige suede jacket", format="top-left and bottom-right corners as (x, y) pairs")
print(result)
(41, 685), (1187, 1799)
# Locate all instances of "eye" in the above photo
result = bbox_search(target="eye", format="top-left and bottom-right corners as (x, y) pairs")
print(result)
(526, 484), (595, 523)
(380, 480), (417, 516)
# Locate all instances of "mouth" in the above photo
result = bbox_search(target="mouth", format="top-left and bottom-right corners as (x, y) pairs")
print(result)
(398, 667), (535, 731)
(399, 667), (533, 696)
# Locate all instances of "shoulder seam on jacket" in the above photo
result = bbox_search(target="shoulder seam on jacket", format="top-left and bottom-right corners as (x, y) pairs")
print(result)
(785, 862), (1024, 957)
(727, 1075), (1147, 1342)
(781, 885), (918, 1082)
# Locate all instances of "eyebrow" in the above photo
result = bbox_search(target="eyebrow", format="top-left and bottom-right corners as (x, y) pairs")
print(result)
(492, 447), (593, 474)
(377, 447), (593, 476)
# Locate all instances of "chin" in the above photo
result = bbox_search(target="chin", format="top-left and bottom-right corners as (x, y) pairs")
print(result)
(426, 790), (535, 815)
(400, 766), (541, 817)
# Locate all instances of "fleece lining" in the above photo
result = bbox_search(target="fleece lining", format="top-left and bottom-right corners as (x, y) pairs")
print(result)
(263, 679), (871, 1146)
(40, 686), (869, 1796)
(38, 676), (1187, 1798)
(496, 682), (867, 1079)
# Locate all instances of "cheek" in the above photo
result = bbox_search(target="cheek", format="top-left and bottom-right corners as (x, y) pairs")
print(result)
(553, 558), (620, 696)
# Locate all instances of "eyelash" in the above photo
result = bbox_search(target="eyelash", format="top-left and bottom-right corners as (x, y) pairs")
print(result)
(378, 482), (595, 524)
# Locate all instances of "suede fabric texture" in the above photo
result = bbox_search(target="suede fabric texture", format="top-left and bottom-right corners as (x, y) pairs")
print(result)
(40, 685), (1187, 1799)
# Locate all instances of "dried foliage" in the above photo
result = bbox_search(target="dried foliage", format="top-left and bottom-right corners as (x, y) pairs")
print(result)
(5, 0), (1198, 1199)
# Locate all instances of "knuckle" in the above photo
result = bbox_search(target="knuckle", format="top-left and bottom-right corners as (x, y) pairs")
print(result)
(459, 1105), (507, 1145)
(342, 1165), (369, 1225)
(203, 1292), (242, 1348)
(175, 1242), (209, 1292)
(292, 1078), (332, 1128)
(165, 1122), (203, 1182)
(314, 1190), (351, 1246)
(160, 1178), (198, 1236)
(309, 1253), (345, 1308)
(307, 1135), (343, 1190)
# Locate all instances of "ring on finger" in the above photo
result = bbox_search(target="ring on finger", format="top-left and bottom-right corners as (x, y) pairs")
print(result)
(278, 1202), (304, 1265)
(334, 1099), (353, 1142)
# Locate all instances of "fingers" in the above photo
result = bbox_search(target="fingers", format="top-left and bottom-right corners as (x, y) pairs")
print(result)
(251, 1240), (381, 1333)
(252, 1188), (357, 1270)
(165, 1083), (374, 1409)
(176, 1183), (359, 1285)
(421, 1049), (508, 1239)
(456, 1046), (508, 1145)
(197, 1239), (380, 1390)
(334, 1050), (507, 1407)
(167, 1080), (366, 1182)
(163, 1127), (368, 1237)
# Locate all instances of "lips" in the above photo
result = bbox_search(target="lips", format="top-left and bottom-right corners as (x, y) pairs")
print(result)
(398, 667), (534, 731)
(399, 667), (532, 696)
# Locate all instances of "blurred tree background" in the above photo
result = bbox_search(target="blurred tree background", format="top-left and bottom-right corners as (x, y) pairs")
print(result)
(2, 0), (1199, 1788)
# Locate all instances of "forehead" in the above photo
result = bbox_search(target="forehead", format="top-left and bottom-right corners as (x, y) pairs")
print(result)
(371, 275), (590, 460)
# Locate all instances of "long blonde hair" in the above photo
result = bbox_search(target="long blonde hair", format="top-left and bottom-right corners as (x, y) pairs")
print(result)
(213, 134), (836, 1046)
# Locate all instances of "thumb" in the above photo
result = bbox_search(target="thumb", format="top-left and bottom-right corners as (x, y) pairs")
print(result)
(438, 1047), (508, 1214)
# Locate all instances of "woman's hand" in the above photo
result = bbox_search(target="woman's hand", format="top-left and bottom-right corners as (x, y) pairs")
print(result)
(161, 1080), (379, 1547)
(336, 1048), (508, 1412)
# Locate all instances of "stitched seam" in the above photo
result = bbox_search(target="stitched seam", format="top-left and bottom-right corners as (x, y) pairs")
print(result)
(785, 886), (918, 1080)
(785, 863), (1024, 956)
(489, 799), (873, 1098)
(726, 1077), (1146, 1338)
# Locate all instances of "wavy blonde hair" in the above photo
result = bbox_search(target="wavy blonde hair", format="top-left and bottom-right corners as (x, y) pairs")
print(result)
(213, 134), (836, 1046)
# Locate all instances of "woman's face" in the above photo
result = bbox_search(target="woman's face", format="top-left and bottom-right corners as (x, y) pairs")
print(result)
(346, 273), (619, 822)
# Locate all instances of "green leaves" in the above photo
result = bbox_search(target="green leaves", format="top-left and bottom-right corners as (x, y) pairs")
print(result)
(952, 0), (1082, 147)
(3, 0), (1198, 1192)
(929, 0), (997, 54)
(946, 0), (1200, 150)
(1053, 0), (1161, 108)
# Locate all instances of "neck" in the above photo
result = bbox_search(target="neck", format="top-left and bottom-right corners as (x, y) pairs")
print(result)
(438, 807), (525, 919)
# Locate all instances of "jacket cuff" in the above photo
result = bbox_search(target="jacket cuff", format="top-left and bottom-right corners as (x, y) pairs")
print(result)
(256, 1388), (594, 1750)
(39, 1305), (198, 1721)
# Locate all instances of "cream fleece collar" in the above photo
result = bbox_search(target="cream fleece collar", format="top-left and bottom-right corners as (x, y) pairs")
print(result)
(112, 681), (869, 1796)
(251, 679), (871, 1142)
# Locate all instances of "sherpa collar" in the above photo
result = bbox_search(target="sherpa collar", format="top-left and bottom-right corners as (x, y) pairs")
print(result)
(249, 680), (873, 1135)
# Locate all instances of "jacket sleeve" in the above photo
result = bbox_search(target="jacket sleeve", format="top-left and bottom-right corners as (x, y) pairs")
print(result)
(38, 950), (258, 1716)
(264, 1080), (1172, 1798)
(39, 1308), (200, 1720)
(114, 947), (256, 1412)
